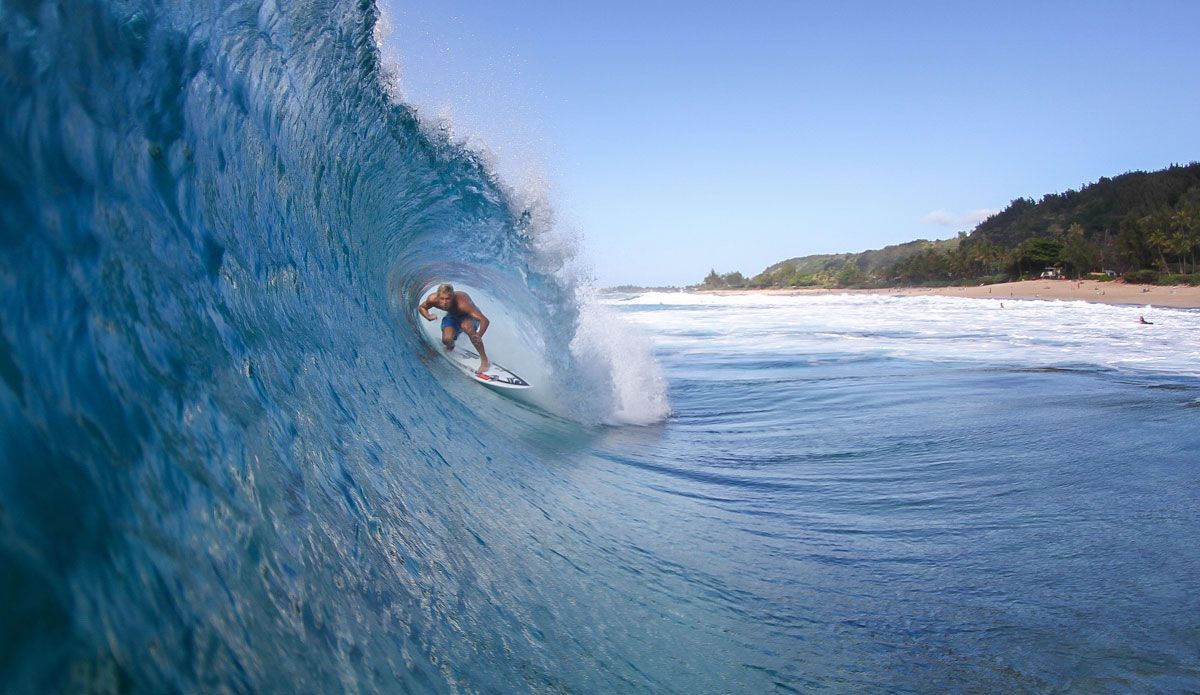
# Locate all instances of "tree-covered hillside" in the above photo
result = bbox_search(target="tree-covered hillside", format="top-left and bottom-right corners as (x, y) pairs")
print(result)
(761, 238), (960, 276)
(970, 163), (1200, 250)
(700, 162), (1200, 289)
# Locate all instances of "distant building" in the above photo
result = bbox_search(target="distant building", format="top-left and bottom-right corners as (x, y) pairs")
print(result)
(1039, 267), (1062, 279)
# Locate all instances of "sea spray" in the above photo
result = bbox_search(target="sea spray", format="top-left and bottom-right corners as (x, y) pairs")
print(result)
(569, 286), (671, 425)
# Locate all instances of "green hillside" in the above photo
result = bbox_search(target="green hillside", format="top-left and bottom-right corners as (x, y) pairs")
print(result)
(762, 238), (960, 275)
(700, 162), (1200, 289)
(970, 163), (1200, 250)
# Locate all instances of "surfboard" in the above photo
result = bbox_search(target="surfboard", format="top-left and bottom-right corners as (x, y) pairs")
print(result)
(442, 346), (531, 389)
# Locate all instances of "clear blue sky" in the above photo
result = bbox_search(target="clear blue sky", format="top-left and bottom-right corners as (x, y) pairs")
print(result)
(378, 1), (1200, 287)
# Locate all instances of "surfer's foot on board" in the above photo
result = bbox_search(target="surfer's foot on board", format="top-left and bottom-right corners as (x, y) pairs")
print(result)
(475, 359), (490, 375)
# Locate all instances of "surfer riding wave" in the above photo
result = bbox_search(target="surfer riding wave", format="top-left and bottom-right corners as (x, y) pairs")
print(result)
(420, 283), (491, 373)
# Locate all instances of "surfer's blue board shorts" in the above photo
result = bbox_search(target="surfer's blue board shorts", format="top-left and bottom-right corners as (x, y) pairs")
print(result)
(441, 313), (480, 338)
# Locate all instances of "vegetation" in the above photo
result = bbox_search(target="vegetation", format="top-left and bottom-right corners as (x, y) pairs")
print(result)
(701, 270), (748, 290)
(698, 163), (1200, 289)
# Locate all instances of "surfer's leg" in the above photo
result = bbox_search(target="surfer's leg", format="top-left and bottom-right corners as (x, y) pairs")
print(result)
(440, 315), (460, 350)
(461, 319), (489, 372)
(440, 324), (458, 350)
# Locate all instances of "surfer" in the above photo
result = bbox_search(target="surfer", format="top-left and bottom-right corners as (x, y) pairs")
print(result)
(419, 284), (491, 373)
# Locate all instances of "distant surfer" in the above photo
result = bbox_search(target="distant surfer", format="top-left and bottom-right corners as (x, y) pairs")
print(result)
(419, 284), (491, 373)
(1139, 316), (1153, 325)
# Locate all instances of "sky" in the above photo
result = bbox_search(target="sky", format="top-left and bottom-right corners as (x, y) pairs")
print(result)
(377, 1), (1200, 288)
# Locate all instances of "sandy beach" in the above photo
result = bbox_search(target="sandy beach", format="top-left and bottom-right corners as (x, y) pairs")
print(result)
(704, 279), (1200, 309)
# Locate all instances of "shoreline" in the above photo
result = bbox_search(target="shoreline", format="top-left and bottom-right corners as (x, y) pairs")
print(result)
(696, 279), (1200, 309)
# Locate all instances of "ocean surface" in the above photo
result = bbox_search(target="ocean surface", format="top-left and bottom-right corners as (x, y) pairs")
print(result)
(3, 0), (1200, 693)
(606, 292), (1200, 693)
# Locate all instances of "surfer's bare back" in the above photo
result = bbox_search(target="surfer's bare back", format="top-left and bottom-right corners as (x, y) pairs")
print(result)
(419, 284), (491, 373)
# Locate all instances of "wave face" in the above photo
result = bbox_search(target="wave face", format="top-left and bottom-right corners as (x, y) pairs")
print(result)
(0, 0), (672, 692)
(10, 1), (1198, 693)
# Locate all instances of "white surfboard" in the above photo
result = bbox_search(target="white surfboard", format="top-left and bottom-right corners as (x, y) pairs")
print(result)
(442, 346), (531, 389)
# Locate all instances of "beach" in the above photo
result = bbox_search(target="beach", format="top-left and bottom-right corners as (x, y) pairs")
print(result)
(703, 278), (1200, 308)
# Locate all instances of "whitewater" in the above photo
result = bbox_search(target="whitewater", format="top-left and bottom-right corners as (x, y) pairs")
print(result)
(2, 0), (1200, 692)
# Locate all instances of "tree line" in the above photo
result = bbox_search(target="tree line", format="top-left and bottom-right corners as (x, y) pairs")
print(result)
(701, 162), (1200, 290)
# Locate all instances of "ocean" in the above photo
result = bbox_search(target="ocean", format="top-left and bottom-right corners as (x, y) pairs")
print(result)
(2, 0), (1199, 693)
(605, 291), (1200, 692)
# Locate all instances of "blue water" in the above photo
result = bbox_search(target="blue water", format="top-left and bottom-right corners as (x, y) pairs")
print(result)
(2, 0), (1199, 693)
(609, 292), (1200, 693)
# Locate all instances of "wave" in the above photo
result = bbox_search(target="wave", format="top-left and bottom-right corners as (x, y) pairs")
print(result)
(0, 0), (668, 692)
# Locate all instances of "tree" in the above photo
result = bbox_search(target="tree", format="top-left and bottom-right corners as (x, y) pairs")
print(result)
(1144, 210), (1174, 272)
(835, 262), (866, 287)
(1060, 223), (1099, 277)
(968, 241), (1005, 276)
(1169, 207), (1198, 273)
(1117, 213), (1153, 269)
(1013, 238), (1064, 275)
(886, 247), (952, 284)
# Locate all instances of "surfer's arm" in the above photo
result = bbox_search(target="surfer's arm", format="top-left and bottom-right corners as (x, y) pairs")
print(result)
(464, 304), (488, 336)
(472, 311), (489, 336)
(418, 296), (437, 321)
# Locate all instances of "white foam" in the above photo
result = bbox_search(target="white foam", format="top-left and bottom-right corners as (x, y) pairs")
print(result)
(569, 286), (671, 425)
(607, 292), (1200, 378)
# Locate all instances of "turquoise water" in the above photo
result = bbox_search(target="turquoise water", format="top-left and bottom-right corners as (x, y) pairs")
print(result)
(2, 0), (1199, 692)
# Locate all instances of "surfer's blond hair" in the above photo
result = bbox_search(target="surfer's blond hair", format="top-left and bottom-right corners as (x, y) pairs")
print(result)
(436, 283), (454, 296)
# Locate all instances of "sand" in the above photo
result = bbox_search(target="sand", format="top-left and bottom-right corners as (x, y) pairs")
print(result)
(703, 279), (1200, 309)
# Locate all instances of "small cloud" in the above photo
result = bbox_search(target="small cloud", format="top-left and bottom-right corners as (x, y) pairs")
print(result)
(920, 209), (957, 226)
(921, 208), (1000, 227)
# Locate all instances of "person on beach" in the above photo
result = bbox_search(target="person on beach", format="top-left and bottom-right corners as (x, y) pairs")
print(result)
(419, 284), (491, 373)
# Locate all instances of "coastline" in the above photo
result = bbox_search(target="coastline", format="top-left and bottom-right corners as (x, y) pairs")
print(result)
(697, 279), (1200, 309)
